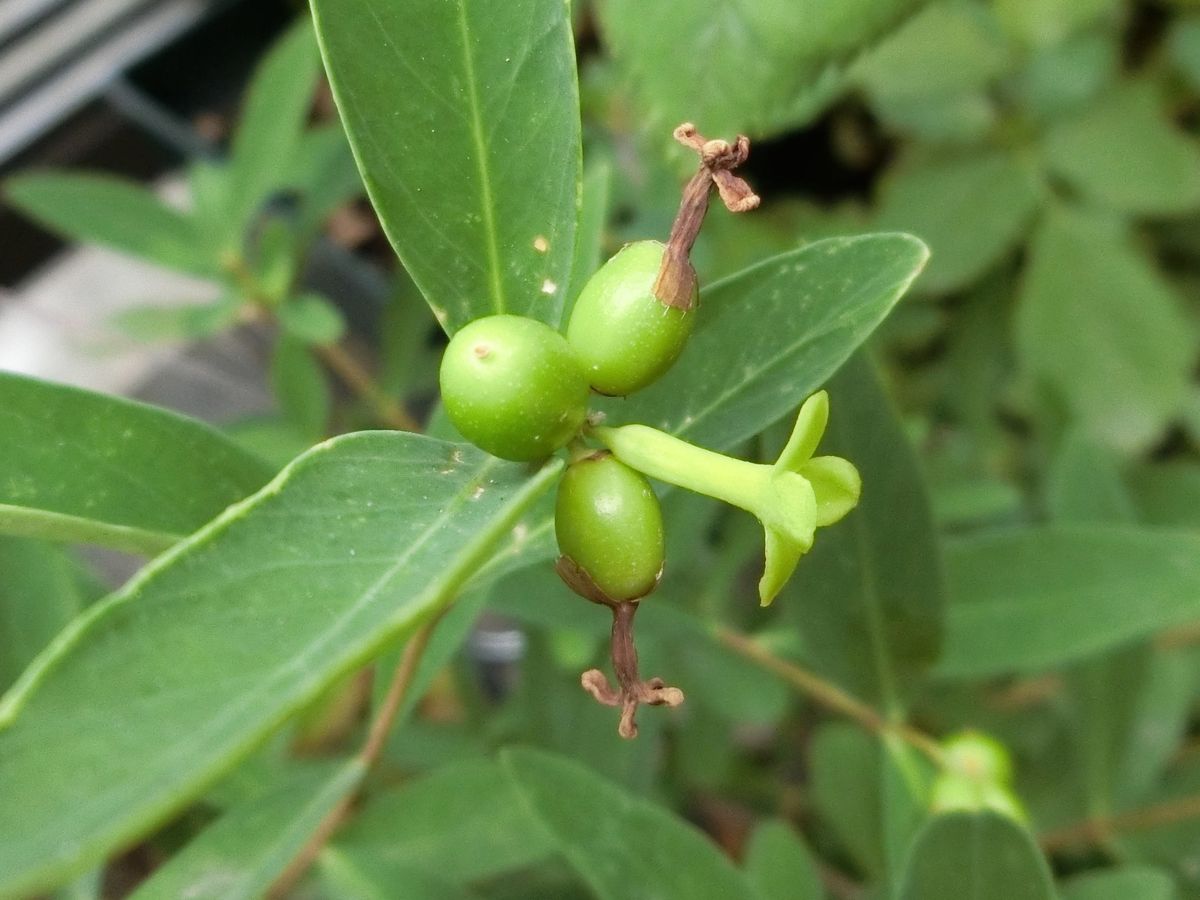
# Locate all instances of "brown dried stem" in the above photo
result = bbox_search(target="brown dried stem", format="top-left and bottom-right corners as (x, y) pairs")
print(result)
(653, 123), (760, 309)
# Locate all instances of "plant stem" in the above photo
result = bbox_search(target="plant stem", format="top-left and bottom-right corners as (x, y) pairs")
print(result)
(714, 625), (946, 767)
(1039, 791), (1200, 852)
(312, 340), (420, 431)
(267, 615), (441, 898)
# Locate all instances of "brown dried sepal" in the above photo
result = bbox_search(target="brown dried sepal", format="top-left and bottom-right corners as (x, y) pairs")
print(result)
(555, 558), (682, 739)
(653, 123), (761, 310)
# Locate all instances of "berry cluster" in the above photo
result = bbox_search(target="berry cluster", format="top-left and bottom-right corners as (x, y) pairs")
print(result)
(439, 126), (862, 737)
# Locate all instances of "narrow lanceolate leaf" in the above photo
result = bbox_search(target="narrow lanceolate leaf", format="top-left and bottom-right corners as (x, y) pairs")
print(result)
(599, 0), (926, 137)
(897, 812), (1055, 900)
(0, 373), (273, 555)
(1016, 208), (1195, 453)
(782, 355), (945, 712)
(312, 0), (581, 333)
(609, 234), (930, 452)
(0, 434), (562, 897)
(502, 747), (756, 900)
(5, 172), (216, 277)
(938, 526), (1200, 678)
(130, 760), (365, 900)
(227, 18), (322, 230)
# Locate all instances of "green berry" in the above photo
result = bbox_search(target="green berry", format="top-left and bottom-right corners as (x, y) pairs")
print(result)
(440, 315), (589, 461)
(942, 731), (1014, 786)
(555, 452), (665, 601)
(566, 240), (696, 396)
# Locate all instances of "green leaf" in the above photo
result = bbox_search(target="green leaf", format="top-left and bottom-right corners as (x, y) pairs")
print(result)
(270, 337), (331, 439)
(1126, 463), (1200, 529)
(992, 0), (1120, 46)
(1016, 207), (1195, 453)
(1169, 17), (1200, 92)
(0, 539), (92, 691)
(130, 760), (364, 900)
(598, 0), (926, 137)
(609, 234), (930, 452)
(563, 161), (613, 323)
(0, 373), (272, 554)
(312, 0), (581, 333)
(743, 820), (825, 900)
(228, 18), (321, 230)
(938, 526), (1200, 677)
(1042, 81), (1200, 216)
(782, 354), (945, 712)
(278, 293), (347, 345)
(897, 812), (1055, 900)
(5, 172), (215, 277)
(317, 851), (481, 900)
(332, 758), (555, 885)
(875, 150), (1042, 295)
(853, 2), (1011, 100)
(286, 123), (365, 238)
(502, 746), (755, 900)
(0, 435), (562, 896)
(1060, 868), (1178, 900)
(810, 723), (932, 883)
(111, 298), (242, 342)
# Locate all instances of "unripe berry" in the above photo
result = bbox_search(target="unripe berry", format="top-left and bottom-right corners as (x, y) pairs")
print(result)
(439, 315), (589, 461)
(567, 241), (696, 396)
(555, 452), (665, 602)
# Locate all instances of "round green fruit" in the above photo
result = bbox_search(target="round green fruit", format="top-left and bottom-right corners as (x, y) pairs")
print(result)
(440, 315), (589, 461)
(566, 240), (696, 396)
(942, 730), (1014, 786)
(555, 452), (665, 601)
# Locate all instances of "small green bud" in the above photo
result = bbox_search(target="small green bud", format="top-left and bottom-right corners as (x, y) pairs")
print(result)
(439, 315), (589, 461)
(942, 730), (1015, 786)
(567, 241), (696, 396)
(555, 452), (665, 602)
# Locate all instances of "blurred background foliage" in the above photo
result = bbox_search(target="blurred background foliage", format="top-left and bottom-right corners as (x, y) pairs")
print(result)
(4, 0), (1200, 897)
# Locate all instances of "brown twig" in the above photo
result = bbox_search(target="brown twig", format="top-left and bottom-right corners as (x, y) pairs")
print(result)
(312, 340), (420, 431)
(1039, 791), (1200, 852)
(267, 616), (441, 897)
(714, 625), (946, 767)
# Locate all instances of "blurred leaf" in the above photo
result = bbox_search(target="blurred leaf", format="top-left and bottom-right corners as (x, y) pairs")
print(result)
(1169, 17), (1200, 92)
(1060, 867), (1178, 900)
(0, 373), (271, 554)
(0, 436), (562, 896)
(111, 297), (242, 342)
(609, 234), (930, 451)
(1042, 81), (1200, 216)
(313, 0), (581, 333)
(286, 122), (365, 238)
(783, 355), (945, 711)
(743, 820), (825, 900)
(0, 539), (92, 691)
(270, 337), (330, 439)
(598, 0), (926, 137)
(228, 18), (321, 230)
(278, 293), (348, 345)
(332, 758), (555, 885)
(1016, 207), (1195, 453)
(130, 760), (364, 900)
(993, 0), (1121, 47)
(1126, 463), (1200, 529)
(317, 850), (481, 900)
(869, 90), (996, 143)
(1118, 757), (1200, 892)
(876, 150), (1042, 295)
(897, 812), (1055, 899)
(1015, 32), (1118, 119)
(6, 172), (216, 277)
(938, 526), (1200, 677)
(502, 747), (756, 900)
(854, 1), (1011, 100)
(1047, 431), (1136, 525)
(810, 723), (932, 882)
(563, 161), (613, 322)
(224, 418), (315, 470)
